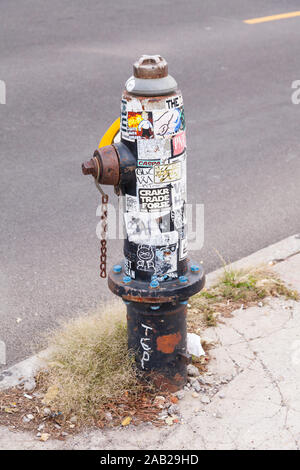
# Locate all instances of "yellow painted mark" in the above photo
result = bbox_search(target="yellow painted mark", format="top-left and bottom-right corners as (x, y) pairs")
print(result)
(244, 11), (300, 24)
(98, 117), (120, 148)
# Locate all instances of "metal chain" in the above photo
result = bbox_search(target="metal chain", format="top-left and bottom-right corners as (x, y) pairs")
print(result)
(94, 179), (109, 279)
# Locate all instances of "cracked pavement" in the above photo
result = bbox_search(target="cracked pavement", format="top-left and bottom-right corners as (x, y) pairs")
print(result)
(0, 252), (299, 450)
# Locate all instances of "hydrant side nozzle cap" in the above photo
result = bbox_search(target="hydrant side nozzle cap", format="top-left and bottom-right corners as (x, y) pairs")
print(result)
(82, 158), (98, 178)
(133, 55), (168, 79)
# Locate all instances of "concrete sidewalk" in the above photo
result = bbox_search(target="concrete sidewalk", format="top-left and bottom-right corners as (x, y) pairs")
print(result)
(0, 236), (300, 450)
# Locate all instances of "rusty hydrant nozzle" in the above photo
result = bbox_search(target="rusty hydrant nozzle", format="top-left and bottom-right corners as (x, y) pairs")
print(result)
(81, 145), (120, 186)
(82, 158), (98, 178)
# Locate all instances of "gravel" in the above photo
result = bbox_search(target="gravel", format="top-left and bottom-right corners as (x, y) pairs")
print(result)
(168, 404), (180, 416)
(174, 390), (185, 400)
(192, 381), (201, 393)
(187, 364), (200, 377)
(23, 378), (36, 393)
(201, 396), (210, 405)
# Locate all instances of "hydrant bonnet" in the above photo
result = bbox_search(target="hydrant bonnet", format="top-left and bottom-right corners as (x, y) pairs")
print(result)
(126, 54), (177, 96)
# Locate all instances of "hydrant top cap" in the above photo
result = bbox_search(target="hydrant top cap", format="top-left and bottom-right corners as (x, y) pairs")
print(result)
(127, 55), (177, 96)
(133, 55), (168, 79)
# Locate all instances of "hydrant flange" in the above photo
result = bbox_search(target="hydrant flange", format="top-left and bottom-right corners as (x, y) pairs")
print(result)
(108, 260), (205, 304)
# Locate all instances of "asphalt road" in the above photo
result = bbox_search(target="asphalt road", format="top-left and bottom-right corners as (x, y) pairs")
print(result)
(1, 0), (300, 369)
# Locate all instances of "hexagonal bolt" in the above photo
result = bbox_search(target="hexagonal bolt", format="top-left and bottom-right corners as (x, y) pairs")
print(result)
(82, 158), (98, 177)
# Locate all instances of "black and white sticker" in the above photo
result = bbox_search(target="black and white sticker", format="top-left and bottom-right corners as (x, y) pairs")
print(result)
(155, 243), (177, 277)
(137, 138), (171, 162)
(179, 238), (188, 260)
(153, 106), (185, 138)
(139, 186), (172, 212)
(136, 244), (155, 272)
(165, 95), (184, 110)
(125, 194), (139, 212)
(124, 212), (161, 244)
(124, 258), (136, 279)
(136, 167), (154, 186)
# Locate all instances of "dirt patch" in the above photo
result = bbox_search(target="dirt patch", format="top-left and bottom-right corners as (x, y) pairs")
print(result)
(0, 381), (174, 441)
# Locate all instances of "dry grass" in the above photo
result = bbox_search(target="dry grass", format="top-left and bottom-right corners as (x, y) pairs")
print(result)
(41, 302), (142, 420)
(188, 265), (299, 332)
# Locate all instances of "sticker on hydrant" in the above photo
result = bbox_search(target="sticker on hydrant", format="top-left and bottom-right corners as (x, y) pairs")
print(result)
(122, 91), (188, 282)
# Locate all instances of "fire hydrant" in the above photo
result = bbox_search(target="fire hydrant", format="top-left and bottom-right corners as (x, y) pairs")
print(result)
(82, 55), (205, 391)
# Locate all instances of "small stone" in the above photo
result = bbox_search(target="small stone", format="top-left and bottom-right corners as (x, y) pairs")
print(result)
(153, 396), (166, 409)
(105, 412), (113, 421)
(23, 415), (34, 424)
(165, 417), (174, 426)
(187, 364), (200, 377)
(43, 407), (51, 417)
(61, 432), (69, 437)
(37, 424), (45, 431)
(154, 395), (165, 402)
(170, 396), (178, 404)
(168, 404), (180, 416)
(23, 378), (36, 393)
(219, 393), (225, 399)
(258, 302), (263, 307)
(192, 392), (199, 398)
(70, 416), (77, 424)
(192, 381), (201, 393)
(216, 412), (222, 419)
(184, 386), (189, 391)
(198, 375), (215, 386)
(220, 376), (230, 384)
(201, 396), (210, 404)
(40, 433), (50, 442)
(175, 390), (185, 400)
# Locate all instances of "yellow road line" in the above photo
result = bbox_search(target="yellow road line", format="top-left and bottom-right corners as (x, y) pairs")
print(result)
(244, 11), (300, 24)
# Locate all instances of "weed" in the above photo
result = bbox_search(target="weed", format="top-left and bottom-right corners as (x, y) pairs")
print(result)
(188, 265), (299, 332)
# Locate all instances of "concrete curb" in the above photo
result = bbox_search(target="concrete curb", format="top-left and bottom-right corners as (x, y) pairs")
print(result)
(1, 233), (299, 392)
(205, 233), (300, 288)
(0, 350), (49, 392)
